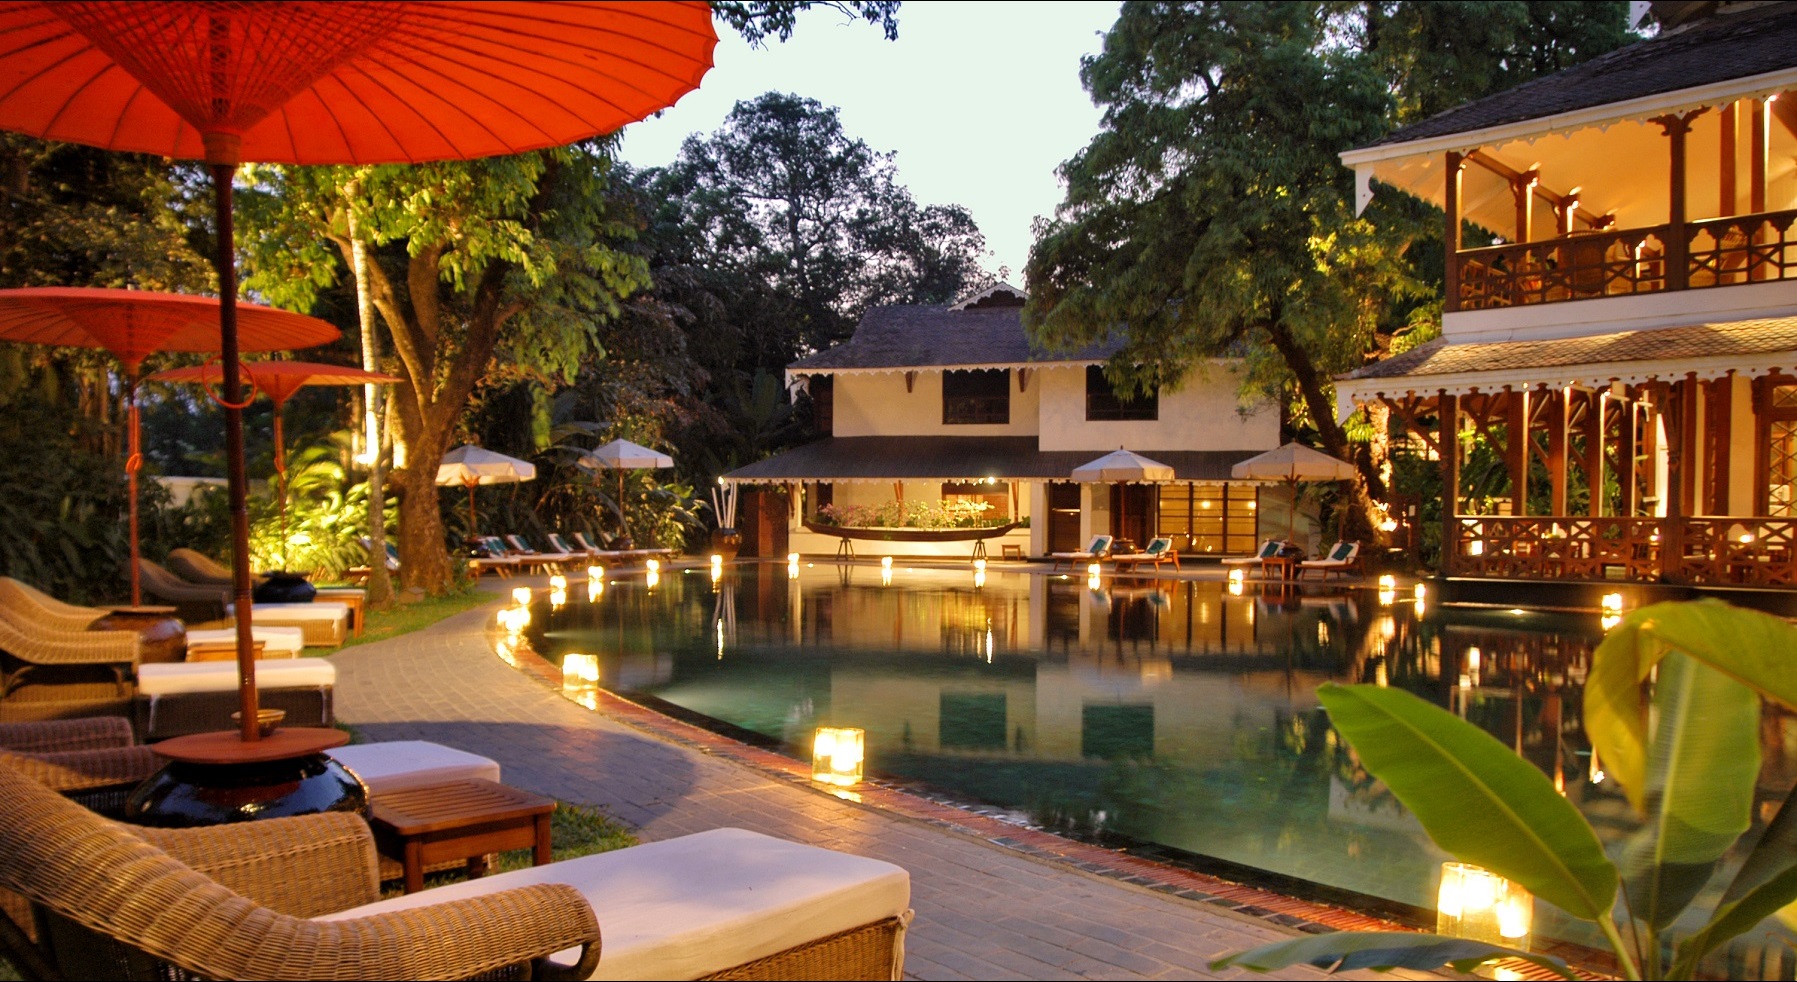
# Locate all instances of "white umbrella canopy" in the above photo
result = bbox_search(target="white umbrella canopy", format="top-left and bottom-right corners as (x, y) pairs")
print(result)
(436, 445), (536, 535)
(1230, 442), (1358, 482)
(1071, 448), (1175, 483)
(578, 439), (675, 543)
(1072, 448), (1174, 545)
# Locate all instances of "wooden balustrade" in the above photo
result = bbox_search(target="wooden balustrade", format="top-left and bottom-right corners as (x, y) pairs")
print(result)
(1449, 515), (1797, 588)
(1452, 207), (1797, 311)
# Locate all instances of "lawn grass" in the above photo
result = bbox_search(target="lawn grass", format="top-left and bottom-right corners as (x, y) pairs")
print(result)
(334, 588), (495, 650)
(380, 801), (638, 898)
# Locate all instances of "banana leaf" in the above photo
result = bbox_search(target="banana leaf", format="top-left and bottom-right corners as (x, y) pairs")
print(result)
(1211, 930), (1576, 978)
(1318, 684), (1616, 920)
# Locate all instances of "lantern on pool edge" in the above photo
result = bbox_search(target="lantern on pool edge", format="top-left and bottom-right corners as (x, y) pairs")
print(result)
(812, 727), (865, 787)
(1437, 862), (1532, 951)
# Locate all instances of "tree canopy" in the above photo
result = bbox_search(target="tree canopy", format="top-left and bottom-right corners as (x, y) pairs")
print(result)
(1024, 0), (1633, 511)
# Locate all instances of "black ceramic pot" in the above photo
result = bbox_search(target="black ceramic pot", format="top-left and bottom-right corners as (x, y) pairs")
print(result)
(124, 755), (367, 828)
(710, 528), (741, 560)
(253, 571), (317, 604)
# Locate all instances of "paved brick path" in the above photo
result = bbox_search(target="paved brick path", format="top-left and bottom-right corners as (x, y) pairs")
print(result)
(329, 580), (1429, 981)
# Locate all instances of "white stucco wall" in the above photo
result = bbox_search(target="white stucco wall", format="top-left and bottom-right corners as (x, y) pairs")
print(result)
(831, 370), (1041, 438)
(1033, 363), (1278, 452)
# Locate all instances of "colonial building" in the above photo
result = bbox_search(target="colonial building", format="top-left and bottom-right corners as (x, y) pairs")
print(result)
(723, 285), (1282, 558)
(1334, 1), (1797, 599)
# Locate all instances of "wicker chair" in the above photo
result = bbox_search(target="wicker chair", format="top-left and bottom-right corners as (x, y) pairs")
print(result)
(0, 603), (138, 700)
(0, 578), (106, 633)
(0, 760), (602, 981)
(0, 718), (156, 815)
(138, 560), (231, 622)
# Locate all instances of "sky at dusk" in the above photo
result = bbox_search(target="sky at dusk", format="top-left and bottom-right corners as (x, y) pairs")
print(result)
(617, 2), (1124, 283)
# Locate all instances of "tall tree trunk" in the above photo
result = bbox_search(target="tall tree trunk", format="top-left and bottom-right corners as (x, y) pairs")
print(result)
(347, 222), (394, 605)
(1262, 318), (1388, 545)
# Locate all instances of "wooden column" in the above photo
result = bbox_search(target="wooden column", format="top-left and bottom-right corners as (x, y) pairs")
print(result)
(1582, 390), (1605, 518)
(1618, 395), (1639, 516)
(1752, 98), (1769, 281)
(1657, 112), (1701, 292)
(1546, 387), (1568, 516)
(1676, 374), (1700, 517)
(1444, 151), (1466, 313)
(1505, 387), (1530, 516)
(1719, 101), (1737, 216)
(1512, 168), (1538, 244)
(1439, 392), (1460, 567)
(1705, 374), (1733, 515)
(1558, 190), (1580, 236)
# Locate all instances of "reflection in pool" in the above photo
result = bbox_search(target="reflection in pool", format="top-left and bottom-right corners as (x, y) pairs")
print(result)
(525, 563), (1795, 959)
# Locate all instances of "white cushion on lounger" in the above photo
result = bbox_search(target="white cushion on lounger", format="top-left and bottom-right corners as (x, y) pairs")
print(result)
(185, 626), (305, 657)
(325, 740), (501, 794)
(226, 601), (350, 622)
(318, 827), (911, 981)
(137, 658), (336, 696)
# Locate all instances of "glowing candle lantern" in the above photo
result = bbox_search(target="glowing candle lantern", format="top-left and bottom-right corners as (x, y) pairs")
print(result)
(1600, 592), (1623, 631)
(881, 556), (893, 570)
(811, 727), (865, 787)
(973, 558), (987, 572)
(1086, 562), (1101, 577)
(1378, 574), (1396, 590)
(1228, 567), (1244, 584)
(588, 565), (604, 581)
(787, 552), (800, 564)
(549, 574), (567, 590)
(1437, 863), (1532, 951)
(511, 586), (532, 606)
(646, 558), (660, 572)
(711, 553), (723, 567)
(1413, 582), (1427, 603)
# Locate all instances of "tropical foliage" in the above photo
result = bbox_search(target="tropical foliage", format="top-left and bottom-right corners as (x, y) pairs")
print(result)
(816, 499), (1007, 530)
(1216, 600), (1797, 981)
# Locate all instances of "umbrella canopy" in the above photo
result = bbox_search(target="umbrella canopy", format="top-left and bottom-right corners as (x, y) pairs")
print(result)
(578, 439), (673, 543)
(0, 287), (338, 368)
(436, 445), (535, 536)
(0, 2), (718, 165)
(1071, 448), (1175, 483)
(151, 361), (402, 569)
(580, 438), (675, 471)
(0, 1), (715, 745)
(0, 288), (338, 603)
(1230, 442), (1359, 483)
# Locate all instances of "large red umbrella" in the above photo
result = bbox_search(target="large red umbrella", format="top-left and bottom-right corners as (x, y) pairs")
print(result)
(0, 1), (715, 744)
(0, 288), (338, 603)
(149, 360), (402, 569)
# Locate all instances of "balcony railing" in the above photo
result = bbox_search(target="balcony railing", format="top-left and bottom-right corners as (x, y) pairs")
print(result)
(1453, 207), (1797, 311)
(1448, 516), (1797, 588)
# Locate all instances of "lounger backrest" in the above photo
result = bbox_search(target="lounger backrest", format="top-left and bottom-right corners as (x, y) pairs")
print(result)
(574, 532), (600, 552)
(1327, 541), (1354, 562)
(547, 533), (574, 554)
(1146, 537), (1172, 555)
(1257, 540), (1283, 559)
(1087, 535), (1112, 555)
(506, 534), (535, 554)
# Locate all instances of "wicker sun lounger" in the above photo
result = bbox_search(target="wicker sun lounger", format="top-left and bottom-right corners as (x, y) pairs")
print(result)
(0, 717), (156, 815)
(0, 578), (105, 633)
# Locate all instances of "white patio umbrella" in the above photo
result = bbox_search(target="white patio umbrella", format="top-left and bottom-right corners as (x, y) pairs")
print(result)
(1072, 448), (1175, 544)
(436, 445), (536, 535)
(1230, 442), (1358, 538)
(579, 439), (675, 541)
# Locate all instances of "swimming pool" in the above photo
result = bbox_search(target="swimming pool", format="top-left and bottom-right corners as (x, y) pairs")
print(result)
(523, 562), (1795, 955)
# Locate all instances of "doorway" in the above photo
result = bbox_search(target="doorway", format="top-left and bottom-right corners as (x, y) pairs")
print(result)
(1047, 482), (1082, 553)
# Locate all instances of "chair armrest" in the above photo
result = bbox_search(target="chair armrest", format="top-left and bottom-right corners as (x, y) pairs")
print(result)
(0, 746), (157, 793)
(282, 884), (601, 980)
(0, 620), (138, 668)
(0, 717), (134, 752)
(137, 812), (382, 917)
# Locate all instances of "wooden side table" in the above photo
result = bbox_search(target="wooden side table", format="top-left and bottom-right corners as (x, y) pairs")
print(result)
(370, 778), (555, 894)
(313, 588), (367, 637)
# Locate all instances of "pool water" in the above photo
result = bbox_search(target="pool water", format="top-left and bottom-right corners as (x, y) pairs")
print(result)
(525, 563), (1796, 956)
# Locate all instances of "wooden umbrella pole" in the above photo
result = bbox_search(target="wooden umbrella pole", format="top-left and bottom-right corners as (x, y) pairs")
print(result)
(124, 365), (142, 605)
(273, 403), (287, 570)
(214, 163), (260, 744)
(466, 478), (478, 536)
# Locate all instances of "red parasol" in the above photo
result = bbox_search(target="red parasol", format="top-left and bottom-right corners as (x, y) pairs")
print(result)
(0, 1), (716, 744)
(149, 361), (402, 569)
(0, 288), (338, 603)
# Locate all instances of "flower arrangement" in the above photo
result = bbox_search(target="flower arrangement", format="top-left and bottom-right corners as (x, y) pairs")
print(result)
(815, 499), (1009, 530)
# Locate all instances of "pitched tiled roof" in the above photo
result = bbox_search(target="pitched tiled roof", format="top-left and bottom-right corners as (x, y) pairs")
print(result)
(723, 437), (1257, 483)
(1342, 316), (1797, 380)
(790, 304), (1121, 372)
(1366, 4), (1797, 150)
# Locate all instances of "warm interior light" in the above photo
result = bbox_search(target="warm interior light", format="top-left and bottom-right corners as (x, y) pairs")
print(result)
(1468, 540), (1485, 556)
(511, 586), (532, 606)
(812, 727), (866, 787)
(1438, 862), (1532, 951)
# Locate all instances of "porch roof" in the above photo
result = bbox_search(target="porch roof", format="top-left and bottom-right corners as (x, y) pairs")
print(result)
(788, 305), (1119, 375)
(721, 437), (1261, 483)
(1334, 315), (1797, 419)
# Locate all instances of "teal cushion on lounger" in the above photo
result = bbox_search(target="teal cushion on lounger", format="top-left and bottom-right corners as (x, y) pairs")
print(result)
(1328, 541), (1354, 562)
(1257, 540), (1283, 559)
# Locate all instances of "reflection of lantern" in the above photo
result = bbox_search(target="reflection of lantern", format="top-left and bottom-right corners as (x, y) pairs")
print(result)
(511, 586), (532, 606)
(1600, 592), (1624, 631)
(788, 559), (800, 580)
(562, 653), (601, 712)
(549, 588), (568, 609)
(974, 569), (986, 589)
(646, 569), (660, 589)
(710, 563), (722, 584)
(1437, 862), (1532, 951)
(1413, 582), (1426, 602)
(811, 727), (865, 787)
(1228, 579), (1244, 597)
(881, 568), (893, 586)
(587, 579), (604, 603)
(1378, 588), (1397, 606)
